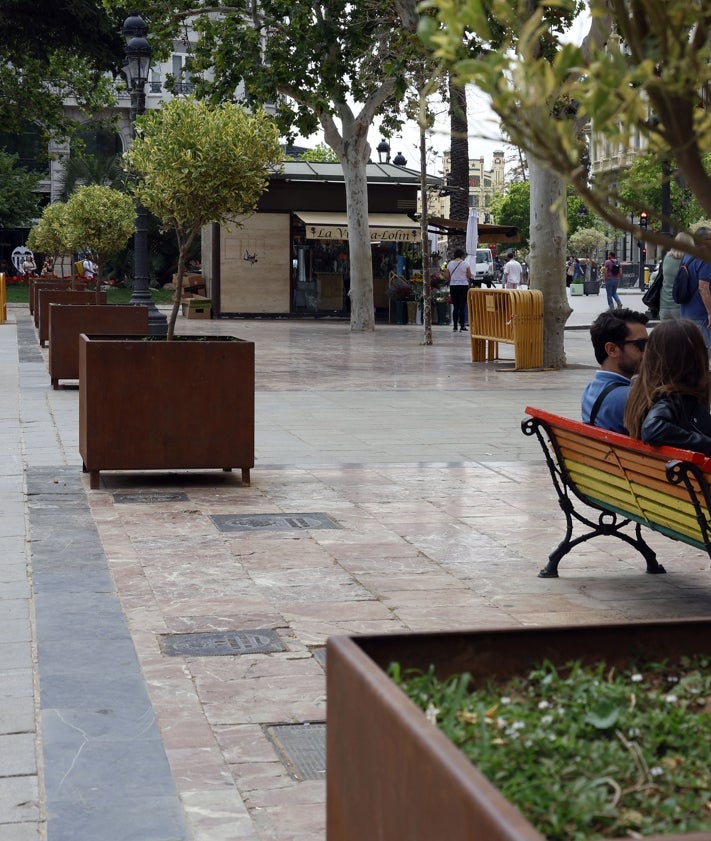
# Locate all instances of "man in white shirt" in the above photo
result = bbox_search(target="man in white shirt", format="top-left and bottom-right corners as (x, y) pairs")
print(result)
(502, 252), (523, 289)
(82, 253), (96, 280)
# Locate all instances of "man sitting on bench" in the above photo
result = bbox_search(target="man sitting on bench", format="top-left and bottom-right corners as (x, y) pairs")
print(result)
(581, 308), (649, 434)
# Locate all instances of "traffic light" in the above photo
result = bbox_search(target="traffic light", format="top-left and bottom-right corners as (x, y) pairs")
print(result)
(640, 211), (648, 229)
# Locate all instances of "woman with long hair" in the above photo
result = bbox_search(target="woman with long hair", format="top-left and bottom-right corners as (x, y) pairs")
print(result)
(624, 319), (711, 455)
(659, 231), (694, 320)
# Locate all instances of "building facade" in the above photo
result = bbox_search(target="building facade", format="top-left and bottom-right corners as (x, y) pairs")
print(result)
(430, 150), (506, 223)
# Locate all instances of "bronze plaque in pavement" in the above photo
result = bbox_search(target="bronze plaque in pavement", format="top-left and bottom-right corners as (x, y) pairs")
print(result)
(210, 513), (340, 531)
(113, 492), (189, 504)
(159, 629), (285, 657)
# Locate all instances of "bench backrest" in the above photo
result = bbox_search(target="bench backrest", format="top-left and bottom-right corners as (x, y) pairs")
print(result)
(524, 406), (711, 548)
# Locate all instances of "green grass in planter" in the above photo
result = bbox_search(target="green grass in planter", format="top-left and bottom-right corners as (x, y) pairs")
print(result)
(3, 284), (174, 305)
(390, 657), (711, 840)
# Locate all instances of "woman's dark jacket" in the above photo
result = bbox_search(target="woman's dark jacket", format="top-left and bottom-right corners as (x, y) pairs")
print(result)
(641, 393), (711, 457)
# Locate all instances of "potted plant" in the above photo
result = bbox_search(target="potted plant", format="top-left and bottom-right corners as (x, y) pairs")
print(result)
(124, 95), (282, 339)
(28, 188), (135, 347)
(27, 201), (70, 275)
(326, 619), (711, 841)
(78, 96), (282, 488)
(62, 184), (136, 292)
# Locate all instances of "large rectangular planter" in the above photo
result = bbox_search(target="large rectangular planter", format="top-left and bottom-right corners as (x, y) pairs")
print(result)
(37, 289), (106, 345)
(327, 620), (711, 841)
(30, 278), (73, 317)
(48, 305), (149, 389)
(79, 335), (254, 489)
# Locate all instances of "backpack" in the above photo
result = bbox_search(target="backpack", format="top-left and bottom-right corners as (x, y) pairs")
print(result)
(672, 259), (697, 305)
(608, 259), (620, 277)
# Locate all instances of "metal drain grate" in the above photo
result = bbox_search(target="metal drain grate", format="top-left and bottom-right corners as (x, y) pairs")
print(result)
(159, 628), (285, 657)
(265, 722), (326, 781)
(113, 492), (189, 504)
(210, 513), (340, 532)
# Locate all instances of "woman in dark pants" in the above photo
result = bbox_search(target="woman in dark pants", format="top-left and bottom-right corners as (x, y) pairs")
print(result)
(444, 248), (470, 332)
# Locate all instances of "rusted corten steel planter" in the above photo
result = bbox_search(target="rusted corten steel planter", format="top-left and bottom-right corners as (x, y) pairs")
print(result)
(30, 278), (74, 317)
(79, 335), (254, 489)
(48, 305), (149, 389)
(326, 620), (711, 841)
(37, 290), (107, 346)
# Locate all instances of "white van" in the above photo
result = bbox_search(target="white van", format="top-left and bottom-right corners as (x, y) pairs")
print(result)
(472, 248), (495, 286)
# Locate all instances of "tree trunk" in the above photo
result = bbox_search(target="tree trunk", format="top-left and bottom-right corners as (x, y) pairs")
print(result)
(448, 75), (469, 256)
(321, 107), (376, 332)
(528, 156), (570, 369)
(420, 122), (433, 345)
(341, 153), (374, 331)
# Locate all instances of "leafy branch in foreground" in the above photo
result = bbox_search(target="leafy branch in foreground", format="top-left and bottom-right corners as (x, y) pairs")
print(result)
(428, 0), (711, 259)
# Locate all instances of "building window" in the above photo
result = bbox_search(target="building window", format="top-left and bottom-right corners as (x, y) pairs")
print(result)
(172, 55), (193, 94)
(0, 129), (48, 175)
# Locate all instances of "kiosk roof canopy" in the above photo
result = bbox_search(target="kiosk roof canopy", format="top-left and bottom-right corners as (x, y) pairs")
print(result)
(277, 160), (442, 187)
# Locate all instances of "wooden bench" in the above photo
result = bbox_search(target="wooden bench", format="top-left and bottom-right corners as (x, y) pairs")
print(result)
(522, 405), (711, 577)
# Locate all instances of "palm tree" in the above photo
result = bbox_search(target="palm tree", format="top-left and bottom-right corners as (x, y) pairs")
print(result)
(59, 154), (127, 198)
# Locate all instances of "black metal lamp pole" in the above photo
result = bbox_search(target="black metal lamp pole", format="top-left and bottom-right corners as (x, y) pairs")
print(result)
(638, 211), (648, 290)
(123, 13), (167, 335)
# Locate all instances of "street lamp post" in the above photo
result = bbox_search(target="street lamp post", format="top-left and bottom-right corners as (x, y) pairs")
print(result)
(376, 139), (391, 164)
(638, 211), (648, 290)
(122, 13), (167, 335)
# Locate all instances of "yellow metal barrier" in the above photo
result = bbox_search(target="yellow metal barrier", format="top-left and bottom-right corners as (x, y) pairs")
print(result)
(467, 287), (544, 370)
(0, 273), (6, 324)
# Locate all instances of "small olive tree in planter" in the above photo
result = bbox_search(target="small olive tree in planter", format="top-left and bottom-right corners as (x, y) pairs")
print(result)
(123, 95), (282, 338)
(27, 202), (76, 316)
(27, 201), (71, 276)
(30, 187), (133, 344)
(62, 184), (136, 289)
(78, 97), (281, 488)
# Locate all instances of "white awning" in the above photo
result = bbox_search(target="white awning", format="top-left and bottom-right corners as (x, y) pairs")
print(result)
(295, 211), (420, 242)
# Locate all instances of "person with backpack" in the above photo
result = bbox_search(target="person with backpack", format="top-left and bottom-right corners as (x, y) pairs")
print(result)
(603, 251), (623, 311)
(679, 227), (711, 351)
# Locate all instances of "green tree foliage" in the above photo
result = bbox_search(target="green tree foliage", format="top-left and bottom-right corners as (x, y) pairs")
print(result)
(123, 96), (282, 338)
(0, 151), (41, 229)
(299, 144), (340, 163)
(59, 154), (127, 199)
(63, 185), (136, 285)
(422, 0), (583, 369)
(27, 202), (71, 267)
(490, 181), (530, 245)
(428, 0), (711, 259)
(0, 0), (120, 135)
(568, 227), (606, 279)
(616, 153), (710, 234)
(120, 0), (421, 331)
